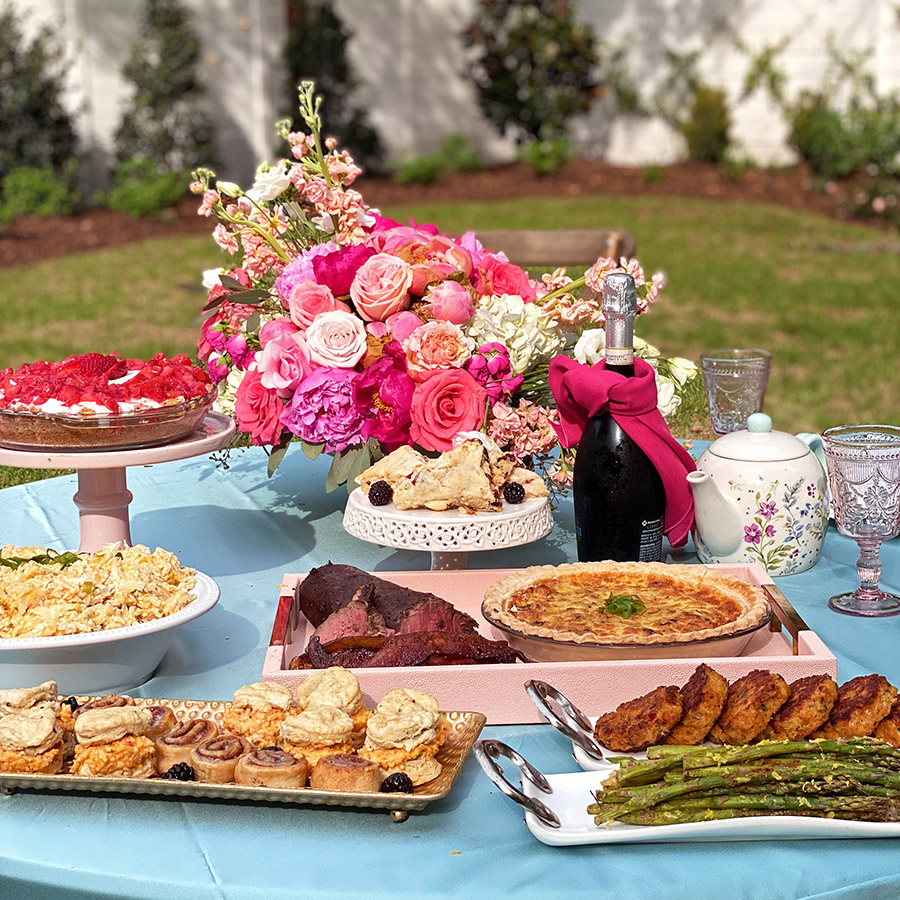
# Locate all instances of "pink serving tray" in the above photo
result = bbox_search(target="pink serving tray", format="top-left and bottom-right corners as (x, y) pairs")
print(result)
(262, 565), (837, 725)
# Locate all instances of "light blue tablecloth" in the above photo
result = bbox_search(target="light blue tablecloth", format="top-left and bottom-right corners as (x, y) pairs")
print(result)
(1, 447), (899, 900)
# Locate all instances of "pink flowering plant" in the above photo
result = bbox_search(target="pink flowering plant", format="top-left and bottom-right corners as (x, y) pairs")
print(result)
(193, 83), (697, 490)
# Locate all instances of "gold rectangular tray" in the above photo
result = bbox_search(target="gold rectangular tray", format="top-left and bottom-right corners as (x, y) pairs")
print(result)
(0, 697), (486, 819)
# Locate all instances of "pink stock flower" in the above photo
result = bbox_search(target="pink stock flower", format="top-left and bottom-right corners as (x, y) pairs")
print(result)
(257, 332), (313, 399)
(409, 369), (488, 452)
(466, 343), (523, 403)
(487, 399), (560, 464)
(354, 344), (415, 450)
(287, 279), (350, 329)
(403, 320), (472, 382)
(423, 280), (475, 325)
(280, 367), (366, 454)
(305, 310), (368, 368)
(234, 367), (284, 446)
(212, 224), (239, 254)
(350, 253), (414, 322)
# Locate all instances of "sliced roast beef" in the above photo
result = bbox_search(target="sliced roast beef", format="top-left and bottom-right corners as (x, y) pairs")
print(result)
(360, 631), (526, 667)
(310, 586), (394, 645)
(299, 563), (478, 632)
(397, 597), (478, 634)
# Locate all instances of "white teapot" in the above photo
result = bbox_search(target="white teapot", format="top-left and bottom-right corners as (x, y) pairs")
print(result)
(686, 413), (828, 575)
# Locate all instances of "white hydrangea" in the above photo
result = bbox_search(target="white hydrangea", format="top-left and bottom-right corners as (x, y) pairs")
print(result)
(465, 294), (564, 375)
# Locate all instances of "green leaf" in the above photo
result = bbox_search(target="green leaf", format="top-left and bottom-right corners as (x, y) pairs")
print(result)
(267, 444), (289, 478)
(602, 593), (646, 619)
(325, 444), (373, 493)
(301, 440), (324, 460)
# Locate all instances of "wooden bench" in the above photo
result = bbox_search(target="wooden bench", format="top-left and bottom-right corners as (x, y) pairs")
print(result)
(474, 228), (637, 267)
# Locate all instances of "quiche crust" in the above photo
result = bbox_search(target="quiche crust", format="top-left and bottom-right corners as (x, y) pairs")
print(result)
(481, 561), (769, 646)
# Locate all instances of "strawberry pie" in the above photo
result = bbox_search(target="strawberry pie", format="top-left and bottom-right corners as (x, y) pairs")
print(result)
(0, 352), (214, 451)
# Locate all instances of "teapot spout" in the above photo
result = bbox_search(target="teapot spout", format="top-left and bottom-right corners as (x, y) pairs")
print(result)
(686, 471), (745, 557)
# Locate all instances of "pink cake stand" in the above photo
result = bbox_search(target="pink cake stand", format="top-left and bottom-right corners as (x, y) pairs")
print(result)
(0, 412), (235, 552)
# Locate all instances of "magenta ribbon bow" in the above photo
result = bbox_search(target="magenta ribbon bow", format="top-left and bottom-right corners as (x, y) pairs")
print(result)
(549, 356), (696, 547)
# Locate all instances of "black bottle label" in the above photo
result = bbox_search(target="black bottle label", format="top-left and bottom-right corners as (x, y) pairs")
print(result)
(638, 517), (664, 562)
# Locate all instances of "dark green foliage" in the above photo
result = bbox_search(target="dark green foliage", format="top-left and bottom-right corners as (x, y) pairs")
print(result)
(0, 5), (78, 185)
(679, 84), (731, 163)
(463, 0), (601, 144)
(103, 157), (188, 219)
(395, 135), (482, 184)
(516, 135), (574, 175)
(284, 0), (383, 173)
(114, 0), (216, 173)
(0, 166), (77, 223)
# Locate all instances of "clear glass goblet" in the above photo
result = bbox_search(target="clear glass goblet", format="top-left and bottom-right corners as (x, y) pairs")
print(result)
(822, 425), (900, 617)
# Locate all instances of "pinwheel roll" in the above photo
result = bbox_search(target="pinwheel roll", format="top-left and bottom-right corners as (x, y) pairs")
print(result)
(234, 747), (309, 788)
(190, 733), (251, 783)
(155, 718), (218, 771)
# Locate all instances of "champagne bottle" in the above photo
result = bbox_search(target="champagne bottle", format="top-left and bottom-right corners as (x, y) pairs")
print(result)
(573, 272), (666, 562)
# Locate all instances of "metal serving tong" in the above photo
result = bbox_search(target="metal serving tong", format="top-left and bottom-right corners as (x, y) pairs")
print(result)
(473, 739), (561, 828)
(525, 679), (606, 763)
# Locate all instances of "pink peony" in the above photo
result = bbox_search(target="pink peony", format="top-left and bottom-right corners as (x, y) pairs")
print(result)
(466, 343), (523, 403)
(385, 310), (424, 344)
(287, 279), (350, 330)
(409, 368), (488, 452)
(259, 316), (300, 347)
(403, 320), (472, 382)
(257, 332), (313, 399)
(311, 244), (377, 296)
(423, 280), (475, 325)
(350, 252), (414, 322)
(305, 310), (368, 368)
(280, 367), (366, 454)
(354, 344), (415, 450)
(234, 367), (285, 446)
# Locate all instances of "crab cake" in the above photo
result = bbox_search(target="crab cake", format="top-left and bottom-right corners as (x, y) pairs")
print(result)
(874, 699), (900, 748)
(760, 674), (839, 741)
(593, 685), (683, 752)
(812, 674), (898, 739)
(708, 670), (790, 745)
(663, 663), (729, 745)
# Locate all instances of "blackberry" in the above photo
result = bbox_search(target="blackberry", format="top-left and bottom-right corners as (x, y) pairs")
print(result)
(62, 696), (80, 713)
(368, 480), (394, 506)
(380, 772), (414, 793)
(503, 482), (526, 504)
(159, 762), (194, 782)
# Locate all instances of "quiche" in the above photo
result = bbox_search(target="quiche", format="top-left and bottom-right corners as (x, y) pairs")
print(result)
(481, 561), (770, 647)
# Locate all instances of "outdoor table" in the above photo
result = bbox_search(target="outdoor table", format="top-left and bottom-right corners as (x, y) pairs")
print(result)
(1, 445), (899, 900)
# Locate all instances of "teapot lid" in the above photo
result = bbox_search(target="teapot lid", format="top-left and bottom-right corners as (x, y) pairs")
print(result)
(707, 413), (811, 462)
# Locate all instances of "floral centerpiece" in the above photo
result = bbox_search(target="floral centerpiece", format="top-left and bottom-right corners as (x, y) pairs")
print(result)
(191, 83), (698, 491)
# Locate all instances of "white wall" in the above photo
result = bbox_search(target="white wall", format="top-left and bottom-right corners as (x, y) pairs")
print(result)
(14, 0), (900, 186)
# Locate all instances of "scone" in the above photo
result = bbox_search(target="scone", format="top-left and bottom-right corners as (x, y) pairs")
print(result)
(0, 681), (71, 761)
(234, 747), (309, 788)
(279, 705), (356, 768)
(71, 707), (156, 777)
(295, 667), (370, 742)
(222, 681), (294, 748)
(358, 688), (448, 785)
(0, 707), (65, 774)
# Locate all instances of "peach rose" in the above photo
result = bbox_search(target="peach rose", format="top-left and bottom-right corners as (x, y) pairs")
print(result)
(409, 368), (488, 452)
(350, 253), (413, 322)
(305, 310), (368, 368)
(403, 320), (473, 382)
(287, 279), (350, 330)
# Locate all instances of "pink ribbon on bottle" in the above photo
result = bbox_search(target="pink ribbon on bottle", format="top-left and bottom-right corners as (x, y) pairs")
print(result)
(549, 356), (696, 547)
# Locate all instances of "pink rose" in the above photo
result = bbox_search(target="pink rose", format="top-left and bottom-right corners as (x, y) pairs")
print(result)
(305, 310), (368, 368)
(350, 252), (413, 322)
(409, 369), (488, 452)
(476, 254), (537, 301)
(234, 368), (284, 446)
(287, 279), (350, 329)
(257, 332), (313, 399)
(259, 316), (300, 347)
(403, 320), (472, 382)
(422, 281), (474, 325)
(386, 310), (424, 344)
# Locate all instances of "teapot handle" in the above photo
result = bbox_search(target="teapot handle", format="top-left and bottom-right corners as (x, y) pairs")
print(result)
(797, 432), (826, 472)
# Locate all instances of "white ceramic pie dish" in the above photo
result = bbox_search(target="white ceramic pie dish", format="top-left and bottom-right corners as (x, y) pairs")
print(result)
(0, 570), (219, 694)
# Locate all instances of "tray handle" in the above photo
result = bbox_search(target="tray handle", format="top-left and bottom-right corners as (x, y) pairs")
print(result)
(473, 739), (561, 828)
(763, 584), (809, 656)
(525, 680), (606, 763)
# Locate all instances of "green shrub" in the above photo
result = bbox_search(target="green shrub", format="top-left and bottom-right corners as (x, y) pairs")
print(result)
(0, 165), (77, 223)
(517, 136), (574, 175)
(114, 0), (216, 173)
(788, 92), (857, 177)
(0, 5), (78, 186)
(103, 158), (187, 218)
(395, 135), (481, 184)
(463, 0), (601, 144)
(679, 84), (731, 163)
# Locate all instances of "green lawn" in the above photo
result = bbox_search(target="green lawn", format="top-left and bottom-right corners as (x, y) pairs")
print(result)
(2, 193), (898, 488)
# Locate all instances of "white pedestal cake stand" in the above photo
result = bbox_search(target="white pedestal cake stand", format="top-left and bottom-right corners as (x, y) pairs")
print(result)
(0, 412), (235, 552)
(342, 487), (554, 570)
